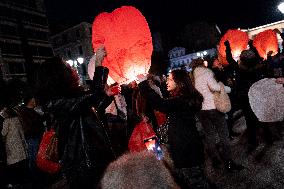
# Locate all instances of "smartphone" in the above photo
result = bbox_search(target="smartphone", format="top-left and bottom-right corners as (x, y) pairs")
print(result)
(144, 136), (164, 160)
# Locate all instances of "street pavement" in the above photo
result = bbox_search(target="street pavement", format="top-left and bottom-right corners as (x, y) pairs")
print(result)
(204, 116), (284, 189)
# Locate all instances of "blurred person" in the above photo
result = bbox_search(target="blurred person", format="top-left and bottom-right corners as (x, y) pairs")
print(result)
(0, 80), (7, 188)
(1, 107), (29, 187)
(225, 41), (273, 153)
(100, 150), (180, 189)
(18, 93), (45, 186)
(0, 106), (7, 189)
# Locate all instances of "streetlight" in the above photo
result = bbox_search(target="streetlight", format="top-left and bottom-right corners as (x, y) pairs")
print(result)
(77, 57), (84, 64)
(66, 57), (87, 85)
(66, 60), (73, 66)
(77, 57), (87, 85)
(278, 2), (284, 14)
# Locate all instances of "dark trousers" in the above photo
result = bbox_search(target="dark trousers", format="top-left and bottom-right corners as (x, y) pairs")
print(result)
(260, 121), (284, 145)
(7, 159), (29, 185)
(198, 110), (232, 161)
(26, 138), (40, 173)
(240, 100), (260, 147)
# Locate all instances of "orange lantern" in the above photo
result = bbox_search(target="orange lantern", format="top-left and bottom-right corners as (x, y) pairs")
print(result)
(92, 6), (153, 84)
(253, 29), (278, 60)
(218, 29), (249, 65)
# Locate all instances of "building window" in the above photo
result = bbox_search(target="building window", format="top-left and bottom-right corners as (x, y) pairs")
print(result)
(8, 62), (25, 74)
(26, 29), (48, 41)
(30, 46), (53, 57)
(78, 46), (83, 55)
(67, 50), (71, 58)
(0, 42), (22, 55)
(62, 34), (67, 43)
(0, 25), (18, 36)
(76, 29), (80, 38)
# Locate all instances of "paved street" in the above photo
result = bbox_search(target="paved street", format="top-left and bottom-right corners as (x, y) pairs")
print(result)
(204, 116), (284, 189)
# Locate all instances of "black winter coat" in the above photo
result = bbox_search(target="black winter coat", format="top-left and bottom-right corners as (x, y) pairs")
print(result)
(139, 81), (205, 168)
(46, 93), (115, 188)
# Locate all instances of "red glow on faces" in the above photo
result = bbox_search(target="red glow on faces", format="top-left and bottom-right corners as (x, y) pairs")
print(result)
(92, 6), (153, 84)
(218, 29), (249, 65)
(253, 29), (278, 60)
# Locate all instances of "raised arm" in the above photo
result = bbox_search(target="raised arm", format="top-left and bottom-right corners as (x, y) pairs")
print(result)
(139, 80), (190, 113)
(225, 40), (238, 68)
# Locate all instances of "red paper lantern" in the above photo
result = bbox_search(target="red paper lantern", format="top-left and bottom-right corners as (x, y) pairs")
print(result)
(92, 6), (153, 84)
(218, 29), (249, 65)
(253, 29), (278, 60)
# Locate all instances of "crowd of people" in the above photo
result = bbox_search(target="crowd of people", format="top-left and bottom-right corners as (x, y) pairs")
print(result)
(0, 35), (284, 189)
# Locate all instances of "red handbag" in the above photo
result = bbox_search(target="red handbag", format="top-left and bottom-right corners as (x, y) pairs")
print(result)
(36, 129), (61, 174)
(128, 119), (156, 152)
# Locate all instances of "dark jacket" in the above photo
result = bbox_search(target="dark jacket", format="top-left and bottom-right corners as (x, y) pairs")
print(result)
(225, 44), (266, 104)
(18, 107), (44, 139)
(46, 93), (115, 188)
(139, 81), (204, 168)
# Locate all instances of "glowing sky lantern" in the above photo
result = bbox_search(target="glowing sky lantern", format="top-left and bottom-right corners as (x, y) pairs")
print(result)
(218, 29), (249, 65)
(92, 6), (153, 84)
(253, 29), (278, 60)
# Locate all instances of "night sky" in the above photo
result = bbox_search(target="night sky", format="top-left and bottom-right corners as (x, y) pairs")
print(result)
(45, 0), (284, 43)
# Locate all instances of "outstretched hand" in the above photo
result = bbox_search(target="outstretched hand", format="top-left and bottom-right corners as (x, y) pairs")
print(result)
(267, 51), (274, 57)
(95, 45), (107, 64)
(106, 84), (121, 96)
(224, 40), (230, 47)
(248, 39), (254, 47)
(273, 28), (281, 35)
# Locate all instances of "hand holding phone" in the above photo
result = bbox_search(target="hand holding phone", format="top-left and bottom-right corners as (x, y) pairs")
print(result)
(144, 136), (164, 160)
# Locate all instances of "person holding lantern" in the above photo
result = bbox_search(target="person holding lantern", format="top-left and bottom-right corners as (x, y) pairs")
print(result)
(225, 40), (280, 154)
(137, 69), (211, 189)
(34, 56), (120, 189)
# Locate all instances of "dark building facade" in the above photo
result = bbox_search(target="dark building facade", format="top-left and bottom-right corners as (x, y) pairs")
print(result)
(0, 0), (54, 81)
(51, 22), (93, 64)
(51, 22), (93, 81)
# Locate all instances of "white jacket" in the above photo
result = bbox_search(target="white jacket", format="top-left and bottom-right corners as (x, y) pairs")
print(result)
(193, 67), (222, 110)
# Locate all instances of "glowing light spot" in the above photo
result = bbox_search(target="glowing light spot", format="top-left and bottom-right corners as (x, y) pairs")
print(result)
(278, 2), (284, 14)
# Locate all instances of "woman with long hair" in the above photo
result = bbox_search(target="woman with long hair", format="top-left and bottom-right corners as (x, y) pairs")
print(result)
(138, 69), (210, 189)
